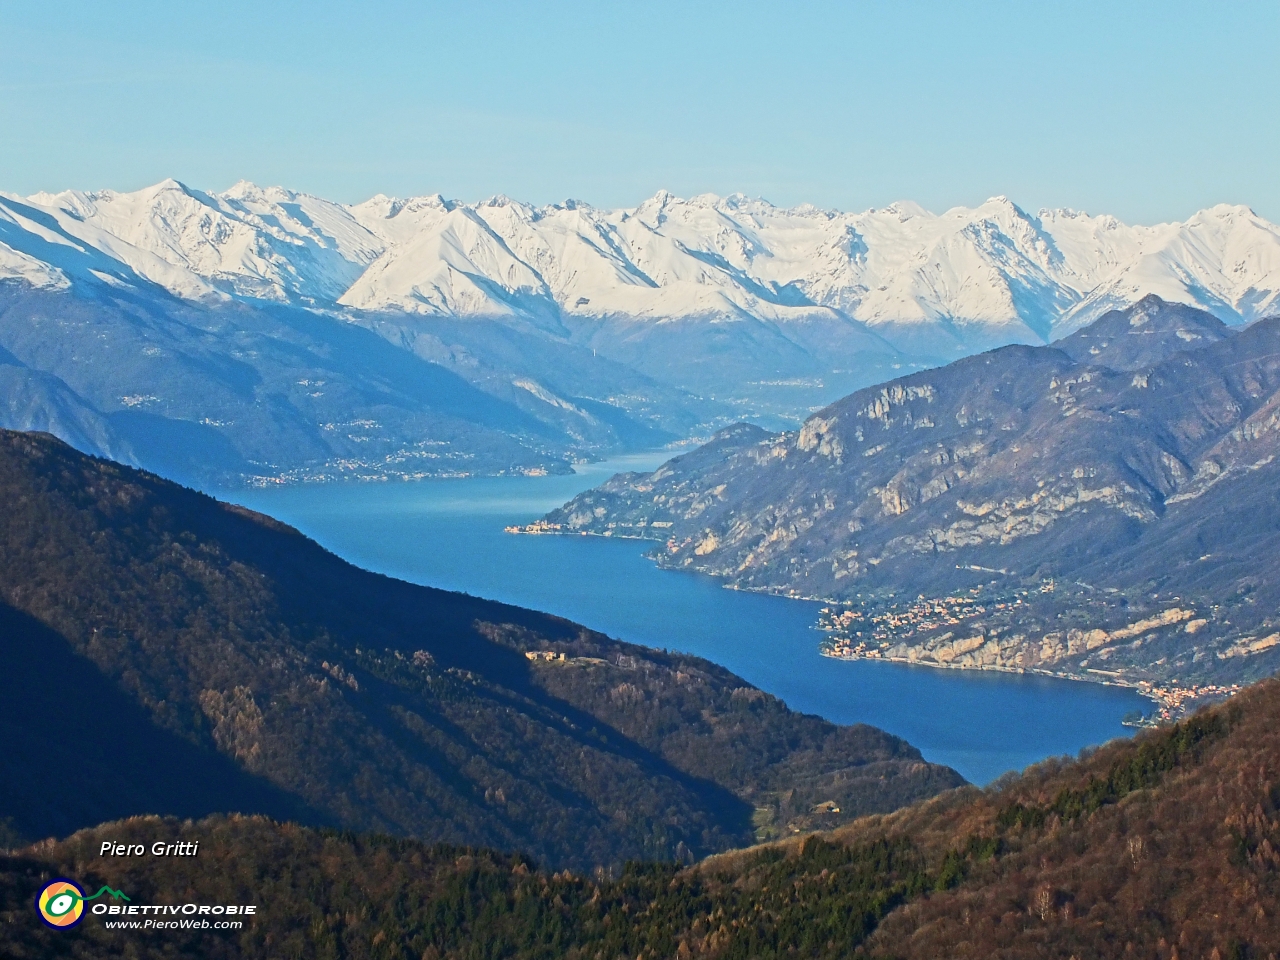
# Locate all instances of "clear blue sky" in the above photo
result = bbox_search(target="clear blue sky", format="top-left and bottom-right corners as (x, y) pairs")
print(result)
(3, 1), (1277, 223)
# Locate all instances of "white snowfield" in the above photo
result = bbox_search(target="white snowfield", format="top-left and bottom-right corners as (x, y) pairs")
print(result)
(4, 179), (1280, 356)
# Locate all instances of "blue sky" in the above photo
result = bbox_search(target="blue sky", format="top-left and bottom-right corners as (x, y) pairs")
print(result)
(3, 1), (1277, 222)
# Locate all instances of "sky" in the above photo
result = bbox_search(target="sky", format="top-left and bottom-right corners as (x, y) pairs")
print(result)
(2, 1), (1278, 223)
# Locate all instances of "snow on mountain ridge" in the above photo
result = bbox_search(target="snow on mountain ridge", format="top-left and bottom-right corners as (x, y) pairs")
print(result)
(1055, 203), (1280, 333)
(8, 181), (1280, 357)
(339, 201), (558, 322)
(0, 239), (68, 290)
(28, 179), (383, 303)
(1, 188), (222, 300)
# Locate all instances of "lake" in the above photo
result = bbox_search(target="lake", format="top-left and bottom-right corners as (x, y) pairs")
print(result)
(217, 451), (1146, 785)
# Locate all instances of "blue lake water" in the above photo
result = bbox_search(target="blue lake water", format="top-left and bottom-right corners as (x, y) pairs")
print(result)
(216, 451), (1146, 785)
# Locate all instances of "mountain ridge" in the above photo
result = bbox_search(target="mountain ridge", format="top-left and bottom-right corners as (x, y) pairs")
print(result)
(8, 182), (1278, 358)
(6, 181), (1280, 484)
(10, 181), (1280, 345)
(0, 428), (961, 867)
(528, 297), (1280, 703)
(3, 677), (1275, 958)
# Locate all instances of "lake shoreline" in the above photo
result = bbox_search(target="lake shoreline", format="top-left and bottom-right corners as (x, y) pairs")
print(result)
(507, 526), (1242, 725)
(216, 457), (1150, 785)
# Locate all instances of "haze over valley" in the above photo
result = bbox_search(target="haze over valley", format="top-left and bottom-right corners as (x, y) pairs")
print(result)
(3, 181), (1280, 485)
(5, 2), (1280, 953)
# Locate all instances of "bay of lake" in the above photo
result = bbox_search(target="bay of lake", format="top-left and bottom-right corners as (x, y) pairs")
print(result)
(217, 451), (1146, 786)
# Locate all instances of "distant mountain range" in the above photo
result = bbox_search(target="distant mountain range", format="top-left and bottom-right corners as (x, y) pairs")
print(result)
(9, 181), (1280, 354)
(0, 429), (960, 867)
(531, 297), (1280, 698)
(3, 182), (1280, 482)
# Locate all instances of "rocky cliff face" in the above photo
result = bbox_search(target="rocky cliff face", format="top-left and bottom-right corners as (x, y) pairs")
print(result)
(531, 297), (1280, 698)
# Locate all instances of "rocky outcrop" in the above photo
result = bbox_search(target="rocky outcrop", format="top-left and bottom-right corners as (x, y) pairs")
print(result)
(531, 298), (1280, 689)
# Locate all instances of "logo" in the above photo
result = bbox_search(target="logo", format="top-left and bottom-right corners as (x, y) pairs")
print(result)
(36, 879), (130, 929)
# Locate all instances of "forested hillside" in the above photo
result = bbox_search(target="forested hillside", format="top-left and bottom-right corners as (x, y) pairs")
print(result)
(0, 429), (958, 868)
(3, 675), (1275, 958)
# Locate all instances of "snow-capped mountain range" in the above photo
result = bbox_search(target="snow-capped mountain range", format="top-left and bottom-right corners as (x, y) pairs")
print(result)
(3, 178), (1280, 486)
(4, 179), (1280, 360)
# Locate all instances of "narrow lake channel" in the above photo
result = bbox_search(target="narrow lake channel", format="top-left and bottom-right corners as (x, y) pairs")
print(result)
(217, 451), (1147, 785)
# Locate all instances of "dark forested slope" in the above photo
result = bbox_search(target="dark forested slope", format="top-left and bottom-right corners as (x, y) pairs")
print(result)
(0, 429), (958, 867)
(2, 674), (1275, 958)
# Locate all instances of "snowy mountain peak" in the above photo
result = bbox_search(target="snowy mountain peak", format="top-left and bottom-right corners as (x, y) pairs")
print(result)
(635, 189), (680, 217)
(219, 180), (298, 204)
(351, 193), (454, 230)
(688, 192), (726, 208)
(2, 181), (1280, 359)
(1198, 202), (1258, 219)
(881, 200), (930, 221)
(140, 177), (191, 196)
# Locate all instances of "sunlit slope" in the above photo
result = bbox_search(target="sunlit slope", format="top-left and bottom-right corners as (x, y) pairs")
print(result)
(538, 297), (1280, 691)
(5, 183), (1280, 431)
(12, 183), (1280, 356)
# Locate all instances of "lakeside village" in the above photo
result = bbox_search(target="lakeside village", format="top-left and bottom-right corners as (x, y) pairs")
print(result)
(816, 584), (1240, 725)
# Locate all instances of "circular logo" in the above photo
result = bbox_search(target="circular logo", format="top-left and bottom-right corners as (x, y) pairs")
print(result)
(36, 879), (86, 929)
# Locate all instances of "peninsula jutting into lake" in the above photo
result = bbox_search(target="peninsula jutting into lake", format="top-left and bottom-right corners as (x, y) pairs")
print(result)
(519, 298), (1280, 728)
(5, 2), (1280, 954)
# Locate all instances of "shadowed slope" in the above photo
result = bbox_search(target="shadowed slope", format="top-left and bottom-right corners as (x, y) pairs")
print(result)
(0, 676), (1274, 958)
(0, 429), (959, 868)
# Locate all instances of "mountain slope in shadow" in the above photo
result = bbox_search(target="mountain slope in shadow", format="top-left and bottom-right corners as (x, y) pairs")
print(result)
(2, 673), (1274, 958)
(0, 603), (316, 844)
(0, 428), (960, 867)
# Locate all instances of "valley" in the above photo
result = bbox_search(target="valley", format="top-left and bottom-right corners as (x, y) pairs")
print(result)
(7, 5), (1279, 955)
(221, 451), (1148, 786)
(0, 429), (964, 866)
(4, 182), (1280, 488)
(2, 232), (1277, 957)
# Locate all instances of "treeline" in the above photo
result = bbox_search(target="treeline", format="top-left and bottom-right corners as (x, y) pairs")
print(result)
(996, 708), (1235, 830)
(3, 678), (1277, 959)
(0, 816), (964, 960)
